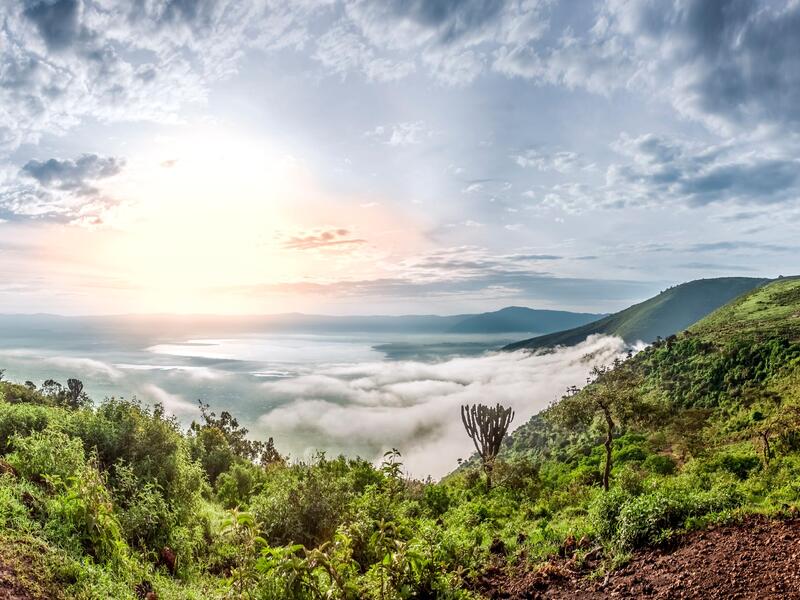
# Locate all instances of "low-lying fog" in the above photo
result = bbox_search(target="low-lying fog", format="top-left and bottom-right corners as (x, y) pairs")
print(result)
(0, 317), (629, 478)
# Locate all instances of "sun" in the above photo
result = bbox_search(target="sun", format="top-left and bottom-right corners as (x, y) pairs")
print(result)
(40, 124), (429, 314)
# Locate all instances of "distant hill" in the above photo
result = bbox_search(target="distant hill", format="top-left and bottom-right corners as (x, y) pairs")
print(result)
(503, 277), (769, 351)
(0, 307), (607, 340)
(689, 275), (800, 343)
(447, 306), (604, 334)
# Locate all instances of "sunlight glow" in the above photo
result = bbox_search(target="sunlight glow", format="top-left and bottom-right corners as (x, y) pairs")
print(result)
(40, 125), (427, 314)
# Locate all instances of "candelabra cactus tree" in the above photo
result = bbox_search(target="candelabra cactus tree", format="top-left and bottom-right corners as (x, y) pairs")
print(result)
(461, 403), (514, 489)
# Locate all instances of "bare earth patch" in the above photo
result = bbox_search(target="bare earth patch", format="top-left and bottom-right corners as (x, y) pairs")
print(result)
(0, 536), (66, 600)
(479, 516), (800, 599)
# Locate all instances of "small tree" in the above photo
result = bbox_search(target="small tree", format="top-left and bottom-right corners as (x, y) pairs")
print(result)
(461, 403), (514, 489)
(742, 391), (799, 467)
(550, 358), (644, 491)
(66, 378), (88, 408)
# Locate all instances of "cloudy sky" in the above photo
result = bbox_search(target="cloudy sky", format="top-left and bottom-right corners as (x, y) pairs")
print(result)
(1, 0), (798, 315)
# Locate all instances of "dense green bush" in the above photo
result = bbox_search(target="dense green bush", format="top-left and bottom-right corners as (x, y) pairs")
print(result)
(643, 454), (677, 475)
(592, 476), (744, 550)
(0, 402), (62, 453)
(44, 463), (127, 564)
(8, 428), (86, 484)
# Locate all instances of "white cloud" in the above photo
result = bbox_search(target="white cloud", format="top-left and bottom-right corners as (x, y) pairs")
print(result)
(513, 149), (582, 172)
(256, 334), (630, 478)
(365, 121), (432, 146)
(141, 383), (200, 416)
(331, 0), (550, 85)
(496, 0), (800, 135)
(0, 0), (325, 154)
(314, 23), (416, 82)
(0, 153), (124, 225)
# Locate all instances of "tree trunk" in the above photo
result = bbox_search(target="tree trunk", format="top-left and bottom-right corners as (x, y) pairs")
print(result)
(484, 459), (493, 490)
(602, 408), (614, 492)
(762, 430), (771, 466)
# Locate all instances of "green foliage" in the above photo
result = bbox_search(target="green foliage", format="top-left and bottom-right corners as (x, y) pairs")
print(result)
(0, 401), (63, 453)
(112, 462), (174, 552)
(44, 462), (128, 564)
(642, 454), (676, 475)
(251, 454), (381, 549)
(215, 462), (264, 509)
(189, 402), (283, 487)
(8, 428), (86, 484)
(1, 277), (800, 598)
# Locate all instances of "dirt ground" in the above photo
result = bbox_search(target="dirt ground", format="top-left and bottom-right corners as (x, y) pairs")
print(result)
(478, 516), (800, 599)
(0, 536), (65, 600)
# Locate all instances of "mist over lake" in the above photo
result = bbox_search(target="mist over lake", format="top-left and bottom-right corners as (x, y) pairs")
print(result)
(0, 314), (626, 477)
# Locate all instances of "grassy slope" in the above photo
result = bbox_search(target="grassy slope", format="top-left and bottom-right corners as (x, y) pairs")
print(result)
(689, 276), (800, 342)
(503, 277), (768, 351)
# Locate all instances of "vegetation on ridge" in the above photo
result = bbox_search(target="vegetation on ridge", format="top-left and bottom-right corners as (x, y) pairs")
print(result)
(0, 277), (799, 598)
(503, 276), (768, 351)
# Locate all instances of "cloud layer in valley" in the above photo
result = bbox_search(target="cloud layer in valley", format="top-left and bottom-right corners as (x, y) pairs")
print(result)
(0, 323), (631, 479)
(256, 335), (630, 478)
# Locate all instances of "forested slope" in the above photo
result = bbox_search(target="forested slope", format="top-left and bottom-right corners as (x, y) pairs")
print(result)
(0, 277), (799, 598)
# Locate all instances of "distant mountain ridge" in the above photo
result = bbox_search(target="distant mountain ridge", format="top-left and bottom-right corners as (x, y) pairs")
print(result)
(503, 277), (770, 351)
(0, 306), (605, 339)
(447, 306), (604, 334)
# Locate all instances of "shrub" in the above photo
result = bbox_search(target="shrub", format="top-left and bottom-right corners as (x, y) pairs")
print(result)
(421, 484), (451, 517)
(699, 450), (762, 480)
(570, 464), (603, 487)
(215, 462), (263, 509)
(251, 461), (354, 548)
(0, 475), (35, 530)
(616, 465), (646, 496)
(66, 398), (205, 506)
(615, 445), (648, 464)
(113, 462), (173, 553)
(589, 486), (630, 542)
(643, 454), (677, 475)
(7, 428), (86, 484)
(717, 453), (762, 480)
(614, 481), (742, 550)
(0, 403), (62, 454)
(45, 463), (128, 564)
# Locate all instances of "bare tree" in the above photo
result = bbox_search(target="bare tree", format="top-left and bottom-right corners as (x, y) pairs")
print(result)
(461, 403), (514, 489)
(66, 378), (84, 408)
(550, 358), (644, 491)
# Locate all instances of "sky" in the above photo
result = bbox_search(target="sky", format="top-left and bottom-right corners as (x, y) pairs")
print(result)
(1, 0), (799, 316)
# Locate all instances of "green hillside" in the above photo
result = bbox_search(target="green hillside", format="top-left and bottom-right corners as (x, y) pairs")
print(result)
(1, 277), (800, 598)
(689, 276), (800, 342)
(505, 275), (800, 461)
(447, 306), (604, 334)
(503, 276), (768, 351)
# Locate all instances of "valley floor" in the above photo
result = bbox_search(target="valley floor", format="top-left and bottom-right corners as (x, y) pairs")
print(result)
(481, 515), (800, 599)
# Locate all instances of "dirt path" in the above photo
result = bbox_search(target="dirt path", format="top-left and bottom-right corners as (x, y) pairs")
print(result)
(480, 516), (800, 599)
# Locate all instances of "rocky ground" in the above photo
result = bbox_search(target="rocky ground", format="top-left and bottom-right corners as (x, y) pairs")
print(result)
(479, 516), (800, 599)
